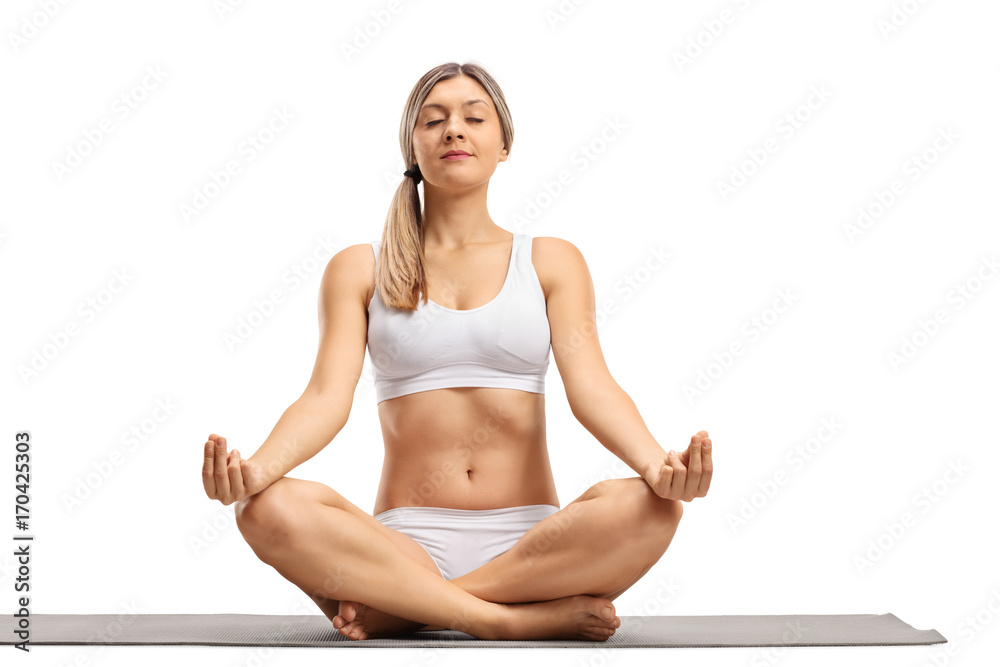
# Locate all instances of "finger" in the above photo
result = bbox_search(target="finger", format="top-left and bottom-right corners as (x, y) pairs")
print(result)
(229, 449), (246, 500)
(687, 435), (703, 498)
(655, 462), (673, 498)
(668, 450), (686, 498)
(699, 437), (713, 496)
(202, 440), (217, 497)
(213, 437), (230, 499)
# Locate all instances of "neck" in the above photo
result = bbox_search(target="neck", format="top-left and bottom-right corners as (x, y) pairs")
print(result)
(420, 181), (501, 247)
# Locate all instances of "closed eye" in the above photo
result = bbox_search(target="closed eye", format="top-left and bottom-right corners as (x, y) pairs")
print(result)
(426, 119), (484, 126)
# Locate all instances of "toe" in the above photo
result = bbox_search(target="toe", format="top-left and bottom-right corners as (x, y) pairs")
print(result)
(337, 601), (358, 623)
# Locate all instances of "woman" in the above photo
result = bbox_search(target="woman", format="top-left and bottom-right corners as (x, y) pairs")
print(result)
(201, 62), (713, 642)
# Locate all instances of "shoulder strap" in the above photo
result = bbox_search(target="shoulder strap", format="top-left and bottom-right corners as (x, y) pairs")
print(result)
(516, 232), (529, 263)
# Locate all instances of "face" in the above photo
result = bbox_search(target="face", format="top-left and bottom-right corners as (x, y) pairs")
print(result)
(412, 75), (508, 188)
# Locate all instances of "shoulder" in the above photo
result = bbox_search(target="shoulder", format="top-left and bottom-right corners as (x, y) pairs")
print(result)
(320, 242), (377, 306)
(530, 236), (590, 300)
(323, 242), (376, 275)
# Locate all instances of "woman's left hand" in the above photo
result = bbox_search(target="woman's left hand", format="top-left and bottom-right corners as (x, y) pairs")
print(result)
(642, 431), (713, 502)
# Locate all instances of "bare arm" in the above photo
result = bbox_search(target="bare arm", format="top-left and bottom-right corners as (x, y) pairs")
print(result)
(539, 237), (669, 477)
(248, 243), (372, 486)
(203, 243), (373, 504)
(538, 237), (713, 501)
(246, 394), (351, 489)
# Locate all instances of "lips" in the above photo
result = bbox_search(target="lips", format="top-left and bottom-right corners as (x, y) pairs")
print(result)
(441, 150), (471, 157)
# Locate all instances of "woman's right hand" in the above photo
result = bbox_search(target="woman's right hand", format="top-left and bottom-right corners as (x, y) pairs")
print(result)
(202, 434), (271, 505)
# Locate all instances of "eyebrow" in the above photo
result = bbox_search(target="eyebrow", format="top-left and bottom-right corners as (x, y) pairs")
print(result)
(420, 99), (489, 112)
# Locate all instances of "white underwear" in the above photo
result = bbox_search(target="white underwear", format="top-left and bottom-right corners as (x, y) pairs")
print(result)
(374, 504), (561, 580)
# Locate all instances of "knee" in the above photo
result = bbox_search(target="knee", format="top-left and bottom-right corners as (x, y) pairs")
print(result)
(235, 478), (297, 545)
(602, 477), (683, 539)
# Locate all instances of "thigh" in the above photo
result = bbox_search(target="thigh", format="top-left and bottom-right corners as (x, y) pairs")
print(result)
(500, 477), (676, 575)
(256, 476), (443, 579)
(448, 477), (679, 603)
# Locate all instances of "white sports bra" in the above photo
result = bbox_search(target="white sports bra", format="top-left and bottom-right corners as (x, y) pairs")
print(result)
(366, 232), (551, 404)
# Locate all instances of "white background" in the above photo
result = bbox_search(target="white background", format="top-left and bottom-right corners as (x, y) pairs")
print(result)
(2, 0), (998, 665)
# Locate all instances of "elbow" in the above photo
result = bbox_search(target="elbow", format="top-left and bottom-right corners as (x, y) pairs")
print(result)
(567, 385), (597, 424)
(568, 379), (620, 420)
(298, 389), (351, 430)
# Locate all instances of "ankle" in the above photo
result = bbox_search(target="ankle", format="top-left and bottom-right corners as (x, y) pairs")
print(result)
(457, 602), (509, 640)
(478, 603), (513, 640)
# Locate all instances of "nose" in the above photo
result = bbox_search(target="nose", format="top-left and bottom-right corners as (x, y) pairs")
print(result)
(442, 117), (464, 141)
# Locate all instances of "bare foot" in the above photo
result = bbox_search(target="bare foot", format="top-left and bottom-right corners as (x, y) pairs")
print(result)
(494, 594), (620, 641)
(333, 600), (428, 640)
(334, 594), (619, 642)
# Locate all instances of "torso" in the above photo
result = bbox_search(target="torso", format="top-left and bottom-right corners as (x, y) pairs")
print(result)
(366, 233), (560, 515)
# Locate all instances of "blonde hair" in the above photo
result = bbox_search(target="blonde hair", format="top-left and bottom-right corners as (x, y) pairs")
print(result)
(375, 62), (514, 311)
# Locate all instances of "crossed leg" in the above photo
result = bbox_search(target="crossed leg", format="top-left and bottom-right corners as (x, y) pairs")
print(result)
(451, 476), (683, 602)
(334, 476), (684, 638)
(236, 476), (462, 634)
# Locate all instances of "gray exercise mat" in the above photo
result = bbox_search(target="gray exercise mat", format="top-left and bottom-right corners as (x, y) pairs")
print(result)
(1, 613), (946, 648)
